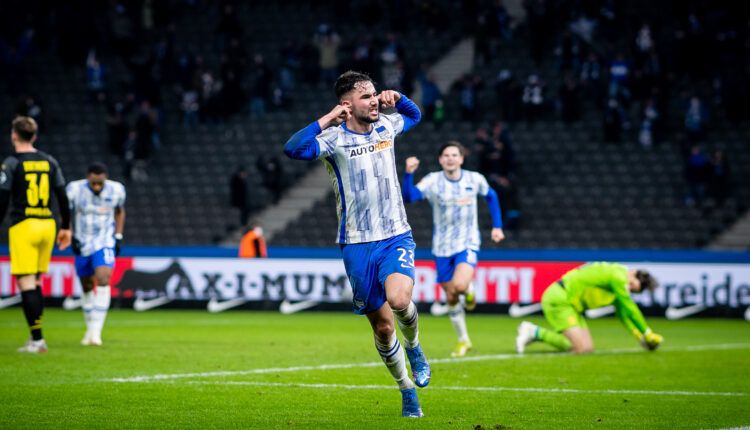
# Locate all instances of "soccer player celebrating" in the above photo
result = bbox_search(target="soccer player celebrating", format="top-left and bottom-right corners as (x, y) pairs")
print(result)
(515, 262), (663, 354)
(284, 71), (429, 417)
(66, 162), (126, 346)
(0, 116), (71, 353)
(401, 143), (504, 357)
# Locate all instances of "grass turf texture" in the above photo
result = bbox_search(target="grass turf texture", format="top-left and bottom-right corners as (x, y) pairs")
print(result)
(1, 309), (749, 429)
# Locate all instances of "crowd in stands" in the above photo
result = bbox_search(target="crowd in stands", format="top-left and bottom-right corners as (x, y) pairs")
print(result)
(1, 0), (748, 232)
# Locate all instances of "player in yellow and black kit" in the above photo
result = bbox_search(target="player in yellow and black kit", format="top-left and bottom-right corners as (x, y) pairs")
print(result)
(0, 117), (71, 353)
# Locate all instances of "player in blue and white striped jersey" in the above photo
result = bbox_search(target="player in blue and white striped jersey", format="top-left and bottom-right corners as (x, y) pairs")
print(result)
(66, 163), (126, 346)
(284, 71), (428, 418)
(402, 142), (504, 357)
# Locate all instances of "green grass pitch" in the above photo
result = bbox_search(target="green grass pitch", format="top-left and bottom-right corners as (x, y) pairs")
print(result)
(1, 308), (749, 429)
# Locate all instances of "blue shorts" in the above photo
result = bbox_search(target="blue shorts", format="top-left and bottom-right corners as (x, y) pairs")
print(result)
(75, 248), (116, 278)
(341, 231), (416, 315)
(435, 249), (478, 283)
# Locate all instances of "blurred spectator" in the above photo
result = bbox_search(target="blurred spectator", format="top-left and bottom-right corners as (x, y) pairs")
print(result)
(216, 4), (242, 50)
(15, 95), (44, 128)
(180, 89), (199, 127)
(580, 52), (603, 106)
(0, 28), (34, 95)
(708, 150), (730, 207)
(495, 70), (522, 122)
(522, 74), (545, 123)
(457, 74), (482, 121)
(256, 155), (284, 204)
(559, 75), (581, 123)
(248, 54), (272, 117)
(418, 71), (442, 123)
(314, 25), (340, 84)
(684, 96), (708, 143)
(603, 98), (624, 143)
(106, 98), (130, 156)
(230, 166), (250, 227)
(280, 40), (301, 91)
(239, 221), (268, 258)
(608, 52), (631, 103)
(351, 36), (376, 76)
(86, 50), (106, 100)
(685, 145), (710, 206)
(638, 98), (660, 147)
(135, 100), (159, 163)
(557, 29), (581, 72)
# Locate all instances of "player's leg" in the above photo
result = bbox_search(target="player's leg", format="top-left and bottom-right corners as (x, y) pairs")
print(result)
(437, 255), (472, 357)
(75, 253), (96, 344)
(561, 326), (594, 353)
(372, 283), (424, 418)
(89, 256), (114, 345)
(517, 282), (575, 353)
(342, 240), (421, 417)
(11, 219), (50, 353)
(366, 304), (414, 391)
(84, 248), (115, 345)
(379, 232), (430, 388)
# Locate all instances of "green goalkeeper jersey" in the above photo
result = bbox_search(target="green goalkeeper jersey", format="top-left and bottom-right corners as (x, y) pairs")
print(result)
(560, 262), (650, 335)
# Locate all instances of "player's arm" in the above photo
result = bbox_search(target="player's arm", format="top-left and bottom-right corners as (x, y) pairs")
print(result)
(54, 185), (71, 247)
(611, 282), (662, 349)
(379, 91), (421, 133)
(51, 159), (71, 250)
(402, 157), (424, 203)
(65, 183), (81, 255)
(479, 175), (504, 242)
(114, 206), (125, 256)
(283, 105), (350, 161)
(0, 157), (17, 222)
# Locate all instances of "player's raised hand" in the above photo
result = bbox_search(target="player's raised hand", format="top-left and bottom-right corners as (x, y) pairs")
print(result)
(491, 227), (505, 243)
(320, 105), (351, 129)
(378, 90), (401, 108)
(57, 229), (72, 251)
(405, 156), (420, 173)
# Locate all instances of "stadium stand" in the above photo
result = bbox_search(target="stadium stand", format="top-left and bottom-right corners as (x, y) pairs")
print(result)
(0, 1), (748, 250)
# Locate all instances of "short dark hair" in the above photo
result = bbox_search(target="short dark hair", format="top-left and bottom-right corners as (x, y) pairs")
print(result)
(334, 71), (373, 99)
(87, 162), (109, 175)
(438, 141), (466, 157)
(635, 270), (658, 291)
(12, 116), (37, 142)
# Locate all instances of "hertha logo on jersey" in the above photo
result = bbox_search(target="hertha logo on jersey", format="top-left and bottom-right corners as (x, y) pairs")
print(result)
(348, 140), (393, 158)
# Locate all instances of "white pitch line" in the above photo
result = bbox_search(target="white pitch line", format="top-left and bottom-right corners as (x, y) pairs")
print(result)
(105, 342), (750, 383)
(184, 381), (747, 398)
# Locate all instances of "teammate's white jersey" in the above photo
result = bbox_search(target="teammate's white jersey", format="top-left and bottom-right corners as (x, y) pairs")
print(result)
(416, 170), (490, 257)
(316, 112), (410, 244)
(66, 179), (126, 256)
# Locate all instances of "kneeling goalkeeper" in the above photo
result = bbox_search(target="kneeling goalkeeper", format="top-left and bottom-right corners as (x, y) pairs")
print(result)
(516, 262), (663, 353)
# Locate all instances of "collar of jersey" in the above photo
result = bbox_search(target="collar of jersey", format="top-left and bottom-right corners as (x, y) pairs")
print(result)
(442, 169), (463, 183)
(86, 181), (107, 195)
(342, 122), (373, 136)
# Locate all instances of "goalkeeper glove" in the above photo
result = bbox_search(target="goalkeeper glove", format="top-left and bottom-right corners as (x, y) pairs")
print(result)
(640, 329), (663, 351)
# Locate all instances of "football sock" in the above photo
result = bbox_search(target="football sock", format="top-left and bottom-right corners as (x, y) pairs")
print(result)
(537, 326), (572, 351)
(375, 332), (414, 390)
(447, 303), (470, 343)
(21, 289), (43, 341)
(90, 286), (111, 338)
(81, 291), (94, 331)
(393, 302), (419, 349)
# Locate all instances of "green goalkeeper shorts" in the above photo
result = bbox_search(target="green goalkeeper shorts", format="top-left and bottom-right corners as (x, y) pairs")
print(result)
(541, 283), (587, 332)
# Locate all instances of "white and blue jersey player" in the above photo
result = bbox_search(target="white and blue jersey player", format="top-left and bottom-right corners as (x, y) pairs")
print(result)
(284, 71), (429, 418)
(66, 163), (126, 346)
(402, 142), (504, 358)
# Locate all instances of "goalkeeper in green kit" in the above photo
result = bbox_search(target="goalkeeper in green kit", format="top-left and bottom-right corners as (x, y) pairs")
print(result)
(515, 262), (664, 354)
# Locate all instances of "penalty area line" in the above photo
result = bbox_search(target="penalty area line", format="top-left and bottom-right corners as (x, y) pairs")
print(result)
(103, 342), (750, 383)
(183, 380), (747, 398)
